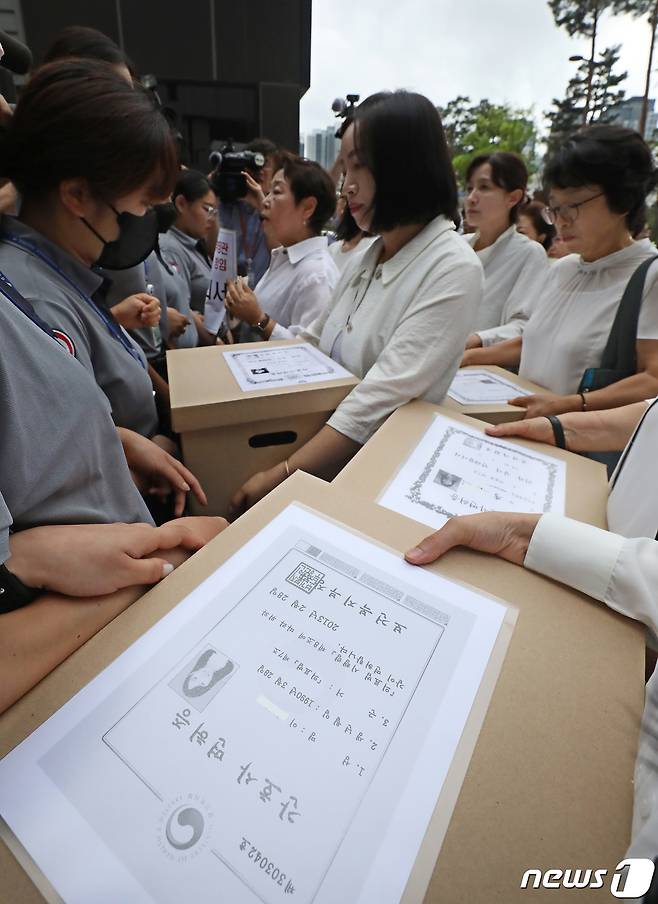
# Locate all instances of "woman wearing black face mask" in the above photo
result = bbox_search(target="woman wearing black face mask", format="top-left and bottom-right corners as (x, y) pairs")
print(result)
(0, 59), (179, 437)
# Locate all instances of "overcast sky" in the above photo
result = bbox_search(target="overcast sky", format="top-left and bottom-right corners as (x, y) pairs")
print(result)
(300, 0), (654, 137)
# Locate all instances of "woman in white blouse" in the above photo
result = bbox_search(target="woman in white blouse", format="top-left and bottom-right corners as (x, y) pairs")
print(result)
(462, 152), (548, 349)
(462, 125), (658, 419)
(224, 155), (339, 339)
(229, 90), (483, 513)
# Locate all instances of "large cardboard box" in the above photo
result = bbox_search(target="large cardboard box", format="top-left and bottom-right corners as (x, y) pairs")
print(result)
(0, 472), (643, 903)
(168, 339), (358, 517)
(334, 400), (609, 528)
(443, 365), (546, 424)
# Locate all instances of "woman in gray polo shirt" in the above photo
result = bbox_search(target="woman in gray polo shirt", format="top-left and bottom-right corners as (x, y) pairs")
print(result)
(0, 59), (179, 437)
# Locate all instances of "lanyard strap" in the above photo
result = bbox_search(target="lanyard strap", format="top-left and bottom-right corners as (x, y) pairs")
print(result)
(1, 233), (146, 369)
(238, 206), (259, 262)
(0, 268), (58, 339)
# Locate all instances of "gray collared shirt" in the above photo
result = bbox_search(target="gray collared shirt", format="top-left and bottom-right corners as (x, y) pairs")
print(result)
(0, 290), (152, 531)
(159, 227), (211, 314)
(0, 216), (158, 437)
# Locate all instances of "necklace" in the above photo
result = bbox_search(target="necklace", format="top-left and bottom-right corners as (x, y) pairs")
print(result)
(345, 261), (382, 333)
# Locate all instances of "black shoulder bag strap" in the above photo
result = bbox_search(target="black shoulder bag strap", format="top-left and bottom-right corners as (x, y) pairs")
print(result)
(579, 254), (658, 393)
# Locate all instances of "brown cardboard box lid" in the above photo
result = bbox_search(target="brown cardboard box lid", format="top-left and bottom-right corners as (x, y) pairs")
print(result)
(442, 365), (546, 424)
(334, 399), (609, 528)
(168, 339), (359, 432)
(0, 472), (643, 903)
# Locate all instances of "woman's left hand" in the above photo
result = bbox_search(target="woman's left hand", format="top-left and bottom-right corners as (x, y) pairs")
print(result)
(225, 279), (262, 326)
(508, 392), (575, 419)
(119, 429), (207, 516)
(229, 464), (287, 518)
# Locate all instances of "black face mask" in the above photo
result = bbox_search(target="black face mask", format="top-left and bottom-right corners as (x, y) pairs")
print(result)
(82, 202), (160, 271)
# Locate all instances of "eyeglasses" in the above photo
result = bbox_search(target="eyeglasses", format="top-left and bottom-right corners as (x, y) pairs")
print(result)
(542, 192), (604, 225)
(201, 203), (218, 218)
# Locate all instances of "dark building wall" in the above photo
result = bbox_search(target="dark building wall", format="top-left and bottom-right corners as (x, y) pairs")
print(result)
(20, 0), (311, 165)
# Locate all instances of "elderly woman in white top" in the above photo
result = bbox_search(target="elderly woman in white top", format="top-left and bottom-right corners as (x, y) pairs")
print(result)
(462, 125), (658, 420)
(225, 155), (339, 339)
(229, 91), (483, 513)
(462, 152), (548, 349)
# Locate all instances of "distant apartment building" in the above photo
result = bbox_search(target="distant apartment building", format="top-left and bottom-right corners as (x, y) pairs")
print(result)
(609, 96), (658, 138)
(302, 126), (340, 169)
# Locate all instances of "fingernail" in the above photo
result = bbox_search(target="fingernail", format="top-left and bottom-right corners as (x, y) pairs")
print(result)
(161, 563), (174, 577)
(182, 482), (190, 491)
(405, 547), (423, 561)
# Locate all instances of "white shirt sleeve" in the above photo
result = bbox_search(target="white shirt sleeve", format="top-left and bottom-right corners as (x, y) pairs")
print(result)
(524, 512), (658, 638)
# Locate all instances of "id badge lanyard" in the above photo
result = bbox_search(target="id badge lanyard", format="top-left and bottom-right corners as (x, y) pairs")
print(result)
(1, 234), (147, 369)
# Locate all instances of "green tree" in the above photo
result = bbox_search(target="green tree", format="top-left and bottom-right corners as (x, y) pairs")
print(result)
(438, 98), (538, 182)
(545, 46), (627, 153)
(549, 1), (616, 122)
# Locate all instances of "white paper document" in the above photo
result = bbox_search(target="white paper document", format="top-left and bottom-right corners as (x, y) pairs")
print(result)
(224, 343), (352, 392)
(0, 505), (510, 904)
(378, 413), (566, 530)
(447, 368), (533, 404)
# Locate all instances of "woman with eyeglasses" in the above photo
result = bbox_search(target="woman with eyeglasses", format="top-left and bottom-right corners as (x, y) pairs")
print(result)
(462, 125), (658, 421)
(159, 170), (218, 317)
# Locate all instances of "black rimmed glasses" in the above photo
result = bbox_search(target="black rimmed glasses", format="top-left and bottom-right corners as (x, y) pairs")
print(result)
(541, 192), (605, 225)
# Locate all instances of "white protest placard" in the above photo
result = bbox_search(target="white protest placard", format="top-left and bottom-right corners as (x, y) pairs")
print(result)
(447, 368), (533, 404)
(378, 413), (566, 530)
(224, 342), (353, 392)
(0, 504), (511, 904)
(205, 227), (237, 336)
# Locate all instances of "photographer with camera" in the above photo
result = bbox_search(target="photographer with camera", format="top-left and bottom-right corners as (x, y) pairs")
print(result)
(210, 138), (279, 287)
(225, 154), (338, 340)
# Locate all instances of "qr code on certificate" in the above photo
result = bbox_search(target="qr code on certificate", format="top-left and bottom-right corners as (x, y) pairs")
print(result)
(286, 562), (325, 594)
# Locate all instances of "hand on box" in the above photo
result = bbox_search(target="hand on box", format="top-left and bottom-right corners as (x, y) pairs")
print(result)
(6, 517), (226, 597)
(119, 428), (207, 516)
(485, 417), (556, 446)
(404, 512), (541, 569)
(229, 463), (288, 518)
(508, 392), (575, 419)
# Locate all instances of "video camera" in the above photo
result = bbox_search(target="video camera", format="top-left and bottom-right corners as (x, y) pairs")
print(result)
(208, 142), (265, 204)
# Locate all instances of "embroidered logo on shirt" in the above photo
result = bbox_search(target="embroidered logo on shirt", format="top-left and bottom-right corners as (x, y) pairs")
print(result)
(52, 329), (76, 356)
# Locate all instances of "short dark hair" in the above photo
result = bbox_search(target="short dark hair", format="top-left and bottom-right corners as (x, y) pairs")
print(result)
(0, 59), (178, 203)
(279, 154), (336, 235)
(543, 124), (658, 235)
(352, 90), (458, 231)
(172, 169), (214, 203)
(42, 25), (134, 74)
(518, 200), (556, 250)
(466, 152), (529, 223)
(246, 137), (283, 170)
